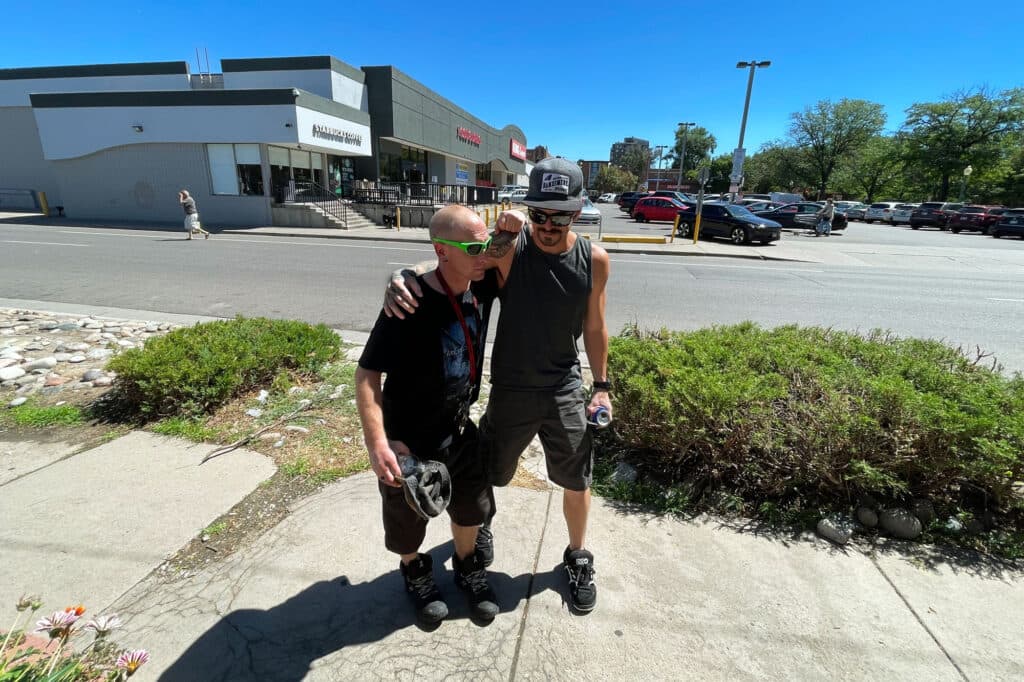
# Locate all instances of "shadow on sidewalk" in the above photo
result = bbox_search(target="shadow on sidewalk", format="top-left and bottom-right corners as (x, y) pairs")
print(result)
(158, 542), (564, 682)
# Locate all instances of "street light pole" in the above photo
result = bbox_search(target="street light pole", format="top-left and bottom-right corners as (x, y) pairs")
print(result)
(731, 59), (771, 201)
(653, 145), (667, 190)
(676, 122), (695, 193)
(959, 164), (973, 203)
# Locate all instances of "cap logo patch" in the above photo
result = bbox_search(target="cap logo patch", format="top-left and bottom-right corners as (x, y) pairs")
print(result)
(541, 173), (570, 195)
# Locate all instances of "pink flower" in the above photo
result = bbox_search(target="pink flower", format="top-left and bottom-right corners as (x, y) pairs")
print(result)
(84, 614), (122, 637)
(35, 610), (80, 639)
(115, 649), (150, 676)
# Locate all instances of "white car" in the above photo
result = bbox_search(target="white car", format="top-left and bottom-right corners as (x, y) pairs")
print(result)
(497, 185), (526, 202)
(509, 188), (528, 203)
(864, 201), (901, 224)
(892, 203), (919, 225)
(597, 193), (617, 203)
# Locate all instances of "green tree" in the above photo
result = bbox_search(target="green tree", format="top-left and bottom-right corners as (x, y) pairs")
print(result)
(666, 126), (717, 176)
(618, 147), (651, 189)
(901, 87), (1024, 200)
(594, 165), (637, 194)
(743, 142), (815, 194)
(788, 98), (886, 198)
(832, 136), (904, 202)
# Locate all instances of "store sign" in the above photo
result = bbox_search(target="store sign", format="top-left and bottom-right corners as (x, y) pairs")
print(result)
(455, 163), (469, 185)
(312, 123), (364, 147)
(510, 139), (526, 160)
(457, 126), (481, 146)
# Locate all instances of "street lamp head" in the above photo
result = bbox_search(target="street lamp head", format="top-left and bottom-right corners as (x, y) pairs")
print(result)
(737, 60), (771, 68)
(756, 60), (771, 67)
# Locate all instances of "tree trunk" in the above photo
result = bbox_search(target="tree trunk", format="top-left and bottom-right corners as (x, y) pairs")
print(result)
(939, 174), (950, 201)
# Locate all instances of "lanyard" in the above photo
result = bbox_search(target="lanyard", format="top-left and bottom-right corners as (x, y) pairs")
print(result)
(435, 269), (478, 384)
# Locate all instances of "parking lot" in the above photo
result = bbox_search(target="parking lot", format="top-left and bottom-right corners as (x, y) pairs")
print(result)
(587, 203), (1024, 250)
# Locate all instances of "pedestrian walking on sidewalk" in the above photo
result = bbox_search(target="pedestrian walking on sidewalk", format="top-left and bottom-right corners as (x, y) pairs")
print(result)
(385, 157), (613, 614)
(815, 198), (835, 237)
(356, 205), (518, 624)
(179, 189), (209, 240)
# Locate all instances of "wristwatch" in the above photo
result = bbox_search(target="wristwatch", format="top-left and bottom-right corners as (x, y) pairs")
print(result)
(592, 380), (611, 391)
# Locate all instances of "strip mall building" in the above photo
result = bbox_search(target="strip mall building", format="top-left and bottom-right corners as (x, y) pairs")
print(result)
(0, 56), (528, 226)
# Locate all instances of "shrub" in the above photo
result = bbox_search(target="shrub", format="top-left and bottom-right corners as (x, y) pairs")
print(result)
(106, 317), (340, 419)
(606, 323), (1024, 514)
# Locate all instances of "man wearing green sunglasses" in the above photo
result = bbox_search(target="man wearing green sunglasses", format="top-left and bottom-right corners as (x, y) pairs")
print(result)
(384, 157), (612, 614)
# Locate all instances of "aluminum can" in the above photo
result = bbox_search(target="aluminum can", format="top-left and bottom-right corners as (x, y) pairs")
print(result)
(588, 406), (611, 428)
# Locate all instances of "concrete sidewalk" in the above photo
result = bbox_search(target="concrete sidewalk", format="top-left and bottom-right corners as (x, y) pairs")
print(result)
(2, 430), (1021, 681)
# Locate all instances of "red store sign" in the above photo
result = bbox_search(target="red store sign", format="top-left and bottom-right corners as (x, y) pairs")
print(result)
(457, 126), (481, 146)
(510, 139), (526, 160)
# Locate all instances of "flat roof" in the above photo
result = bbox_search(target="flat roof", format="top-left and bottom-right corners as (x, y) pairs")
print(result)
(29, 88), (370, 125)
(0, 62), (189, 80)
(222, 56), (364, 83)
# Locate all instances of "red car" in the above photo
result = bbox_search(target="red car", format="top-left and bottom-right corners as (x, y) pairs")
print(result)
(948, 205), (1007, 234)
(632, 196), (689, 223)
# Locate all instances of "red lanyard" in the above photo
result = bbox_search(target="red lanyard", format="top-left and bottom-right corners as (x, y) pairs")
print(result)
(435, 269), (478, 384)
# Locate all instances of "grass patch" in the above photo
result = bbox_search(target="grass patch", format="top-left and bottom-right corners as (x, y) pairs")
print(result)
(4, 403), (85, 427)
(151, 416), (221, 442)
(203, 521), (227, 536)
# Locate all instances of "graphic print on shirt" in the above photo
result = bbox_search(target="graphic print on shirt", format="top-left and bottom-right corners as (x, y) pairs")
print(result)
(440, 311), (479, 411)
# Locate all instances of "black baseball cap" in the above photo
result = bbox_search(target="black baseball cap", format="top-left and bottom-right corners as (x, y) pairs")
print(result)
(523, 157), (584, 212)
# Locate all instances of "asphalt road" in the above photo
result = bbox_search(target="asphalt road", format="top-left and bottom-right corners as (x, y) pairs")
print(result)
(2, 219), (1023, 373)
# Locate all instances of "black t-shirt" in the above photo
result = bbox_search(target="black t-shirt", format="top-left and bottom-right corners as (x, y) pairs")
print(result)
(359, 270), (498, 456)
(182, 198), (197, 215)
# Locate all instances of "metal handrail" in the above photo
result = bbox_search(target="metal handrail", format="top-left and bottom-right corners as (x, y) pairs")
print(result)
(352, 182), (499, 206)
(276, 180), (348, 226)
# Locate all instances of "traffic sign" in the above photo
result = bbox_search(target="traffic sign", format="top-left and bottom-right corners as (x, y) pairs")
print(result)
(697, 166), (710, 186)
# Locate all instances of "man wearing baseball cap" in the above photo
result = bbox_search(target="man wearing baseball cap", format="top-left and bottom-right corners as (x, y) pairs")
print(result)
(386, 157), (612, 613)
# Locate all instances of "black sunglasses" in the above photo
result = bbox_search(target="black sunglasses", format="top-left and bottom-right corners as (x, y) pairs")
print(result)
(528, 208), (575, 227)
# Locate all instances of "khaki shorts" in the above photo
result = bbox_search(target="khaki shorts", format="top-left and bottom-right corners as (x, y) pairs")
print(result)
(480, 386), (593, 491)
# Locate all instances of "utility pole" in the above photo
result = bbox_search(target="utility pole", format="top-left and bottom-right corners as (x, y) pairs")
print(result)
(730, 60), (771, 201)
(676, 122), (694, 193)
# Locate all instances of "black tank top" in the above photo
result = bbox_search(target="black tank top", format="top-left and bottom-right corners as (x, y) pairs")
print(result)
(490, 226), (592, 391)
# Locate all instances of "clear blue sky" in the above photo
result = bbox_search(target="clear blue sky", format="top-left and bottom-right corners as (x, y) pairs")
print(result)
(6, 0), (1022, 163)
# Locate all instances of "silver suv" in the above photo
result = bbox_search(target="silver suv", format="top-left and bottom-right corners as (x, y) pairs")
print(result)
(865, 201), (901, 224)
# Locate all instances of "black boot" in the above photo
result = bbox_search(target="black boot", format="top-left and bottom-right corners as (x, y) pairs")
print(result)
(563, 546), (597, 613)
(453, 550), (499, 620)
(401, 554), (448, 623)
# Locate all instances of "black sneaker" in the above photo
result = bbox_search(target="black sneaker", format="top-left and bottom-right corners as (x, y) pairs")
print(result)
(453, 550), (499, 620)
(563, 547), (597, 613)
(401, 554), (448, 623)
(475, 524), (494, 567)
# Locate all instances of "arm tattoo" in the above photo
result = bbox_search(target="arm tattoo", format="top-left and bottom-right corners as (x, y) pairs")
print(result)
(485, 230), (517, 258)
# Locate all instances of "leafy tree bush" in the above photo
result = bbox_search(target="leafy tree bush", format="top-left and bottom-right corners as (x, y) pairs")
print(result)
(606, 323), (1024, 515)
(106, 317), (340, 419)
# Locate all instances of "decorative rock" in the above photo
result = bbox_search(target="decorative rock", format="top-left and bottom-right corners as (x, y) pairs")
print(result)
(257, 390), (270, 403)
(0, 358), (17, 369)
(38, 321), (60, 330)
(100, 333), (117, 340)
(53, 353), (71, 362)
(8, 397), (27, 407)
(57, 322), (78, 331)
(273, 439), (285, 448)
(259, 432), (282, 441)
(84, 321), (103, 329)
(44, 376), (68, 387)
(145, 323), (160, 333)
(284, 425), (309, 434)
(245, 408), (263, 418)
(116, 340), (135, 348)
(65, 342), (89, 352)
(0, 351), (23, 361)
(288, 386), (305, 395)
(856, 507), (879, 528)
(22, 356), (57, 371)
(101, 327), (122, 334)
(943, 517), (963, 534)
(92, 377), (113, 387)
(879, 508), (923, 540)
(86, 349), (113, 360)
(83, 334), (102, 343)
(298, 399), (312, 408)
(912, 499), (936, 526)
(610, 461), (638, 484)
(817, 515), (855, 545)
(68, 355), (86, 363)
(82, 369), (104, 381)
(14, 375), (38, 386)
(0, 367), (26, 381)
(24, 343), (45, 351)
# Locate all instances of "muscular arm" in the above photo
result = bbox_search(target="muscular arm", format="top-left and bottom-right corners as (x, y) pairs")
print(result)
(354, 367), (405, 486)
(582, 245), (612, 418)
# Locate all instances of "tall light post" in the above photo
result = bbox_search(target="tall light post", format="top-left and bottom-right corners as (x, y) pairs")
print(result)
(676, 122), (695, 193)
(730, 59), (771, 200)
(959, 164), (973, 203)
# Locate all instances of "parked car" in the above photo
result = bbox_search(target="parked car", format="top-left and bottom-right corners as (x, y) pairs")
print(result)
(575, 194), (602, 228)
(496, 185), (526, 202)
(948, 205), (1006, 234)
(841, 202), (869, 221)
(864, 201), (901, 224)
(650, 190), (692, 203)
(909, 201), (963, 229)
(617, 191), (650, 212)
(754, 202), (848, 231)
(632, 196), (689, 223)
(892, 203), (920, 225)
(738, 200), (780, 212)
(676, 202), (782, 245)
(596, 193), (617, 203)
(991, 209), (1024, 239)
(508, 188), (528, 203)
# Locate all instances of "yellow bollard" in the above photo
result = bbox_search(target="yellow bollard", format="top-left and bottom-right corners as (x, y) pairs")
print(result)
(670, 214), (680, 244)
(37, 191), (49, 217)
(485, 207), (491, 225)
(693, 214), (702, 244)
(395, 206), (401, 231)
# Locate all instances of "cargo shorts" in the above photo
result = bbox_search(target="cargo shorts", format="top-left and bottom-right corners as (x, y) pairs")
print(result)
(480, 385), (593, 492)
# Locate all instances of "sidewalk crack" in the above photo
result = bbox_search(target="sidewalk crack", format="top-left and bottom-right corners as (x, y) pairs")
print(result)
(508, 487), (554, 682)
(869, 552), (969, 681)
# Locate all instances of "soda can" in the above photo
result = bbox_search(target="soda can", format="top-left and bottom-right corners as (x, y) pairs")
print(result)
(587, 406), (611, 428)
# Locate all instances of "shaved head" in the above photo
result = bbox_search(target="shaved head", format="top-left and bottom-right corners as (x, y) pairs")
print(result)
(429, 205), (486, 241)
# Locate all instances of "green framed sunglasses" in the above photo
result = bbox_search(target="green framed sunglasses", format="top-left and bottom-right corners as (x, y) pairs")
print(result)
(431, 235), (493, 256)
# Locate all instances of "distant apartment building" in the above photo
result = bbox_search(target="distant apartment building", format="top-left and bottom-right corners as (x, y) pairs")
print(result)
(526, 145), (549, 162)
(579, 160), (608, 189)
(609, 137), (650, 167)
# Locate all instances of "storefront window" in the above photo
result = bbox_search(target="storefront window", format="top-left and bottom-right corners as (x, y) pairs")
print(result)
(379, 145), (427, 183)
(206, 143), (264, 196)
